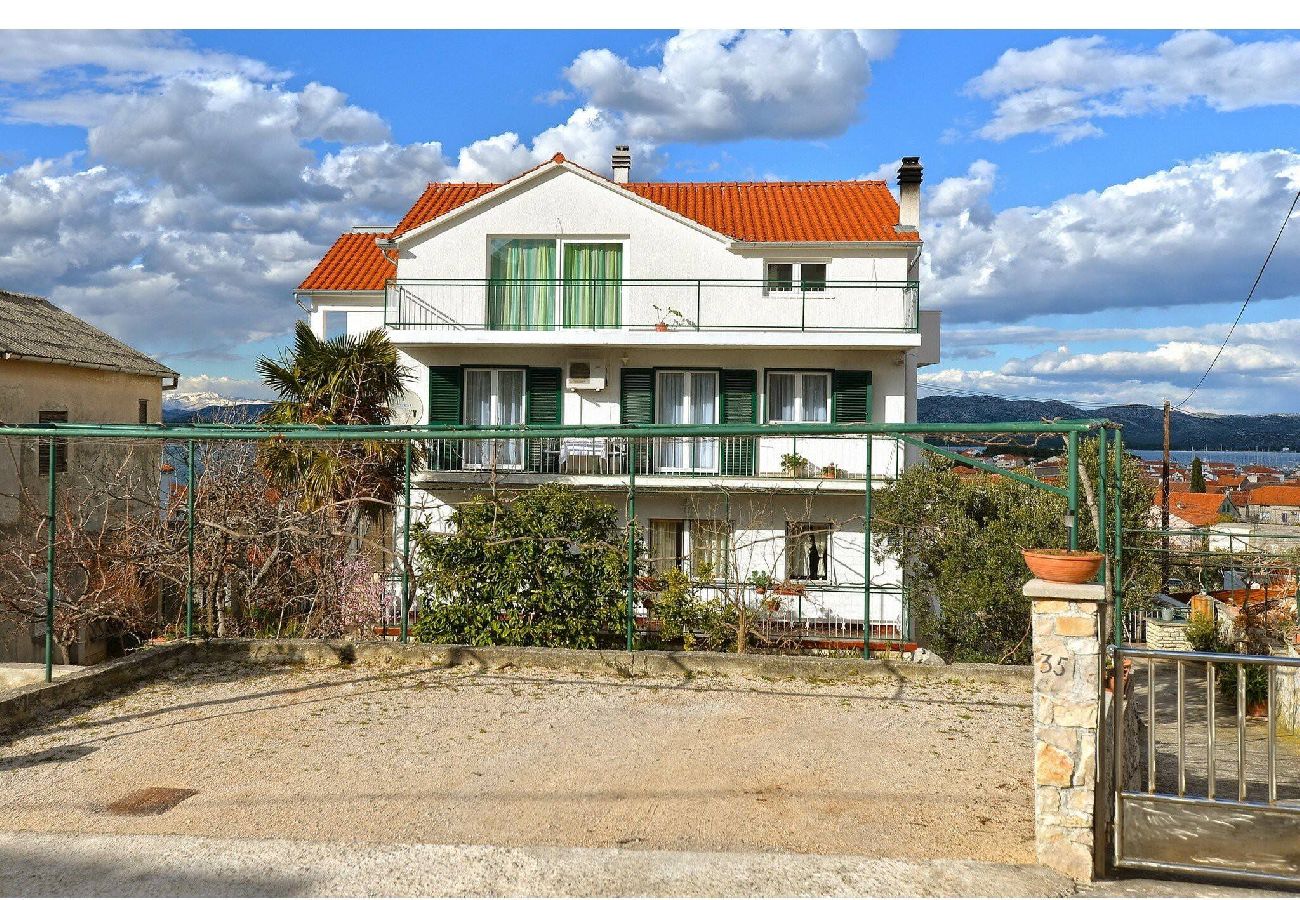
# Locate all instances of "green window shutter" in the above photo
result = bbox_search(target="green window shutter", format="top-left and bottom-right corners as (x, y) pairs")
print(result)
(832, 370), (873, 423)
(620, 368), (654, 424)
(526, 367), (562, 473)
(427, 366), (463, 470)
(720, 369), (756, 476)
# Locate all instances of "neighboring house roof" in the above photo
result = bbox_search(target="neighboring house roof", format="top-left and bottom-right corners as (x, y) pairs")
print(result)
(0, 289), (176, 379)
(298, 155), (917, 291)
(298, 233), (396, 292)
(1154, 491), (1231, 527)
(1247, 485), (1300, 507)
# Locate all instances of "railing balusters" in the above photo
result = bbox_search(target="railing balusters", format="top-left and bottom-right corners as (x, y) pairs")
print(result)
(1177, 660), (1186, 796)
(1147, 656), (1156, 793)
(1267, 666), (1276, 805)
(1237, 662), (1247, 802)
(1206, 660), (1216, 800)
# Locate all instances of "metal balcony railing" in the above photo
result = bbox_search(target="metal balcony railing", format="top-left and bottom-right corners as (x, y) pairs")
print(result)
(385, 278), (920, 333)
(419, 434), (905, 481)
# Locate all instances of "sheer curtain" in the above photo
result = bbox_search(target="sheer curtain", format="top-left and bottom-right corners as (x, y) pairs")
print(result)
(804, 374), (829, 422)
(488, 239), (556, 330)
(657, 372), (686, 470)
(464, 370), (493, 467)
(692, 372), (718, 471)
(497, 369), (525, 467)
(768, 373), (796, 421)
(563, 243), (622, 328)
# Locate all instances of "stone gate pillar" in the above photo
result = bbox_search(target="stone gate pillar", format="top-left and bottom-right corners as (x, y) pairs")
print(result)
(1023, 578), (1105, 882)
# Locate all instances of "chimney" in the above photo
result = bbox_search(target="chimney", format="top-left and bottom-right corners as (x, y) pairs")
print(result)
(612, 145), (631, 184)
(896, 156), (923, 233)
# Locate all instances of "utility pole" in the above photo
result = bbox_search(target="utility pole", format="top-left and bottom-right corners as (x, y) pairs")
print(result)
(1161, 400), (1171, 590)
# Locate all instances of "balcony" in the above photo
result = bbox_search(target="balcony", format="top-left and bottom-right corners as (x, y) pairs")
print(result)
(384, 278), (920, 345)
(417, 435), (902, 489)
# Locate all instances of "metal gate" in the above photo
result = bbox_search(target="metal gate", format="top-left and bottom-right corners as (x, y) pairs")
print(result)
(1112, 646), (1300, 888)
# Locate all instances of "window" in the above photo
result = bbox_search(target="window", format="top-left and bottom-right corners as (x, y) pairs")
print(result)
(488, 238), (622, 329)
(648, 519), (730, 579)
(138, 399), (149, 424)
(324, 310), (348, 340)
(463, 368), (525, 469)
(655, 370), (718, 472)
(766, 372), (830, 423)
(37, 410), (68, 476)
(766, 261), (828, 293)
(786, 522), (832, 581)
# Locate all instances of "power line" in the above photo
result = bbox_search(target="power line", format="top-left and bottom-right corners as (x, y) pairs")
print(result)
(1176, 189), (1300, 409)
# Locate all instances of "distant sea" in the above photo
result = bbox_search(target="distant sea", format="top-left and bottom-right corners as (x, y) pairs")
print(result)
(1129, 449), (1300, 471)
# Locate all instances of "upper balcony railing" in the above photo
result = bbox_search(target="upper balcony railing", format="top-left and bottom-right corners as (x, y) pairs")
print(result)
(384, 278), (920, 333)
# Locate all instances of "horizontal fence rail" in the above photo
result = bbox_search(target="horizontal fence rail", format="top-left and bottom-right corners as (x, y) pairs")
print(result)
(385, 278), (921, 333)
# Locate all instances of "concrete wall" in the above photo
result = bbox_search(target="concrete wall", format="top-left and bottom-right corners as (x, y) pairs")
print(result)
(0, 358), (166, 663)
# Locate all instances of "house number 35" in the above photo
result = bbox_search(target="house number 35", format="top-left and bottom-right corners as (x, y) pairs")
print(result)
(1038, 653), (1070, 676)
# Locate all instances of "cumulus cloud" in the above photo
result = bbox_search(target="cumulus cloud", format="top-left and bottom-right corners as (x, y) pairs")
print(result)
(923, 150), (1300, 324)
(563, 30), (885, 143)
(967, 31), (1300, 143)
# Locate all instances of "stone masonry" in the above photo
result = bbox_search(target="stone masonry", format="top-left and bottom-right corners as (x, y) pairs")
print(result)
(1023, 578), (1105, 883)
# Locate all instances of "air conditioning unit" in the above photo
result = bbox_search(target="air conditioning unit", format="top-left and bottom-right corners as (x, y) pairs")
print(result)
(566, 360), (606, 391)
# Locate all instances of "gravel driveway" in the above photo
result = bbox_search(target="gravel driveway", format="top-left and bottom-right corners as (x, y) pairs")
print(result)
(0, 659), (1035, 863)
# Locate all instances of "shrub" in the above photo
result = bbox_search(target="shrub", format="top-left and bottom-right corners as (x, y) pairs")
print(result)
(1185, 611), (1220, 653)
(411, 485), (632, 648)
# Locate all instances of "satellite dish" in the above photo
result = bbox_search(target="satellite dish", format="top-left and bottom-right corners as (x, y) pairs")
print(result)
(390, 390), (424, 426)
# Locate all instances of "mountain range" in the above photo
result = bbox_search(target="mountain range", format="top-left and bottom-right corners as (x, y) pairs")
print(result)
(918, 395), (1300, 451)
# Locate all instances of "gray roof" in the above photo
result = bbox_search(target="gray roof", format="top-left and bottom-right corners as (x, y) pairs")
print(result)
(0, 289), (176, 379)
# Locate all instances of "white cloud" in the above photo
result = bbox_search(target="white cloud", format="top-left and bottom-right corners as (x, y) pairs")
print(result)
(563, 30), (883, 143)
(924, 150), (1300, 324)
(0, 30), (282, 85)
(967, 31), (1300, 143)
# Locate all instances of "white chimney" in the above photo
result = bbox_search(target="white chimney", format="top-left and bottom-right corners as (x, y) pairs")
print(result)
(896, 156), (923, 233)
(612, 145), (631, 184)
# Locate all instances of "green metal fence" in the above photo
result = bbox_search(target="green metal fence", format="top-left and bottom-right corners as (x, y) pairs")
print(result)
(0, 417), (1123, 681)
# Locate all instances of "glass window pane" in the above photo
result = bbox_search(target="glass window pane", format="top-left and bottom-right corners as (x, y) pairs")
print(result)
(488, 238), (556, 330)
(787, 522), (832, 581)
(690, 520), (729, 580)
(800, 263), (827, 292)
(497, 370), (525, 425)
(766, 262), (793, 292)
(464, 370), (492, 426)
(691, 372), (717, 425)
(768, 373), (796, 422)
(563, 243), (622, 328)
(650, 520), (684, 575)
(324, 310), (348, 340)
(803, 374), (829, 422)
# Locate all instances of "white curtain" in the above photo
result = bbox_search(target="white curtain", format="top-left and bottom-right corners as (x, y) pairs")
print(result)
(657, 372), (687, 470)
(465, 369), (493, 467)
(692, 372), (718, 470)
(804, 374), (829, 422)
(498, 369), (525, 467)
(465, 369), (524, 468)
(768, 373), (796, 422)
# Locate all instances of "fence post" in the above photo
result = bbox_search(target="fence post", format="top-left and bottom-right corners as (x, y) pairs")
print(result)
(626, 438), (637, 652)
(401, 439), (412, 643)
(863, 435), (873, 660)
(695, 280), (701, 331)
(186, 439), (195, 640)
(45, 438), (56, 683)
(1068, 431), (1079, 550)
(1112, 430), (1124, 646)
(1024, 577), (1106, 882)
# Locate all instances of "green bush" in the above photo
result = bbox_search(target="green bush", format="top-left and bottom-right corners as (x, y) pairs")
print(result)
(411, 485), (632, 648)
(1185, 612), (1220, 653)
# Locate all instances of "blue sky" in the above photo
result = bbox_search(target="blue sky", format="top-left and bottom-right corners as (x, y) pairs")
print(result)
(1, 29), (1298, 412)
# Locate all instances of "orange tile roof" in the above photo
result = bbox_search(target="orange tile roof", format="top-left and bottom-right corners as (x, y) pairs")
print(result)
(1154, 491), (1231, 527)
(1247, 485), (1300, 507)
(297, 233), (395, 292)
(622, 181), (915, 243)
(300, 158), (918, 291)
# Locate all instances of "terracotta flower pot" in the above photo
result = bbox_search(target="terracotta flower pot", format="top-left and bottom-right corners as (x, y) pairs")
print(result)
(654, 322), (669, 332)
(1022, 549), (1104, 584)
(1247, 699), (1268, 719)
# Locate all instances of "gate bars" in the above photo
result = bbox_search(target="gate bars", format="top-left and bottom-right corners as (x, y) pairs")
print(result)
(3, 417), (1120, 680)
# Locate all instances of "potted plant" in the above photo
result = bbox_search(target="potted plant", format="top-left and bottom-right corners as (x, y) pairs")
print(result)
(750, 571), (773, 595)
(1021, 548), (1104, 584)
(773, 579), (805, 597)
(652, 304), (693, 332)
(821, 463), (842, 479)
(781, 452), (810, 478)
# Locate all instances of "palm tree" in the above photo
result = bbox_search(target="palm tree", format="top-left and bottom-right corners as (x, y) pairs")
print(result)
(256, 322), (416, 523)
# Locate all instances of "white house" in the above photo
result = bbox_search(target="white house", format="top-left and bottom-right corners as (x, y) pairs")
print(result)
(296, 149), (940, 639)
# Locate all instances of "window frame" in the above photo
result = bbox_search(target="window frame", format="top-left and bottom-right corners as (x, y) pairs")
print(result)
(764, 370), (832, 424)
(486, 235), (627, 328)
(764, 260), (830, 295)
(786, 521), (833, 582)
(654, 369), (721, 474)
(462, 366), (527, 470)
(648, 518), (731, 580)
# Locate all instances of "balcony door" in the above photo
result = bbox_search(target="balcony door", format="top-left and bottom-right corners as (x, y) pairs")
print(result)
(562, 242), (621, 328)
(464, 368), (525, 469)
(488, 239), (556, 330)
(656, 370), (718, 473)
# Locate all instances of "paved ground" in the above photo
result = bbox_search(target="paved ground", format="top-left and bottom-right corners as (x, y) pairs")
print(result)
(0, 659), (1035, 861)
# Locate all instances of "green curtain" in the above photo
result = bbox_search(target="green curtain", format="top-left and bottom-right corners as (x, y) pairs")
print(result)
(488, 239), (556, 330)
(563, 243), (622, 328)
